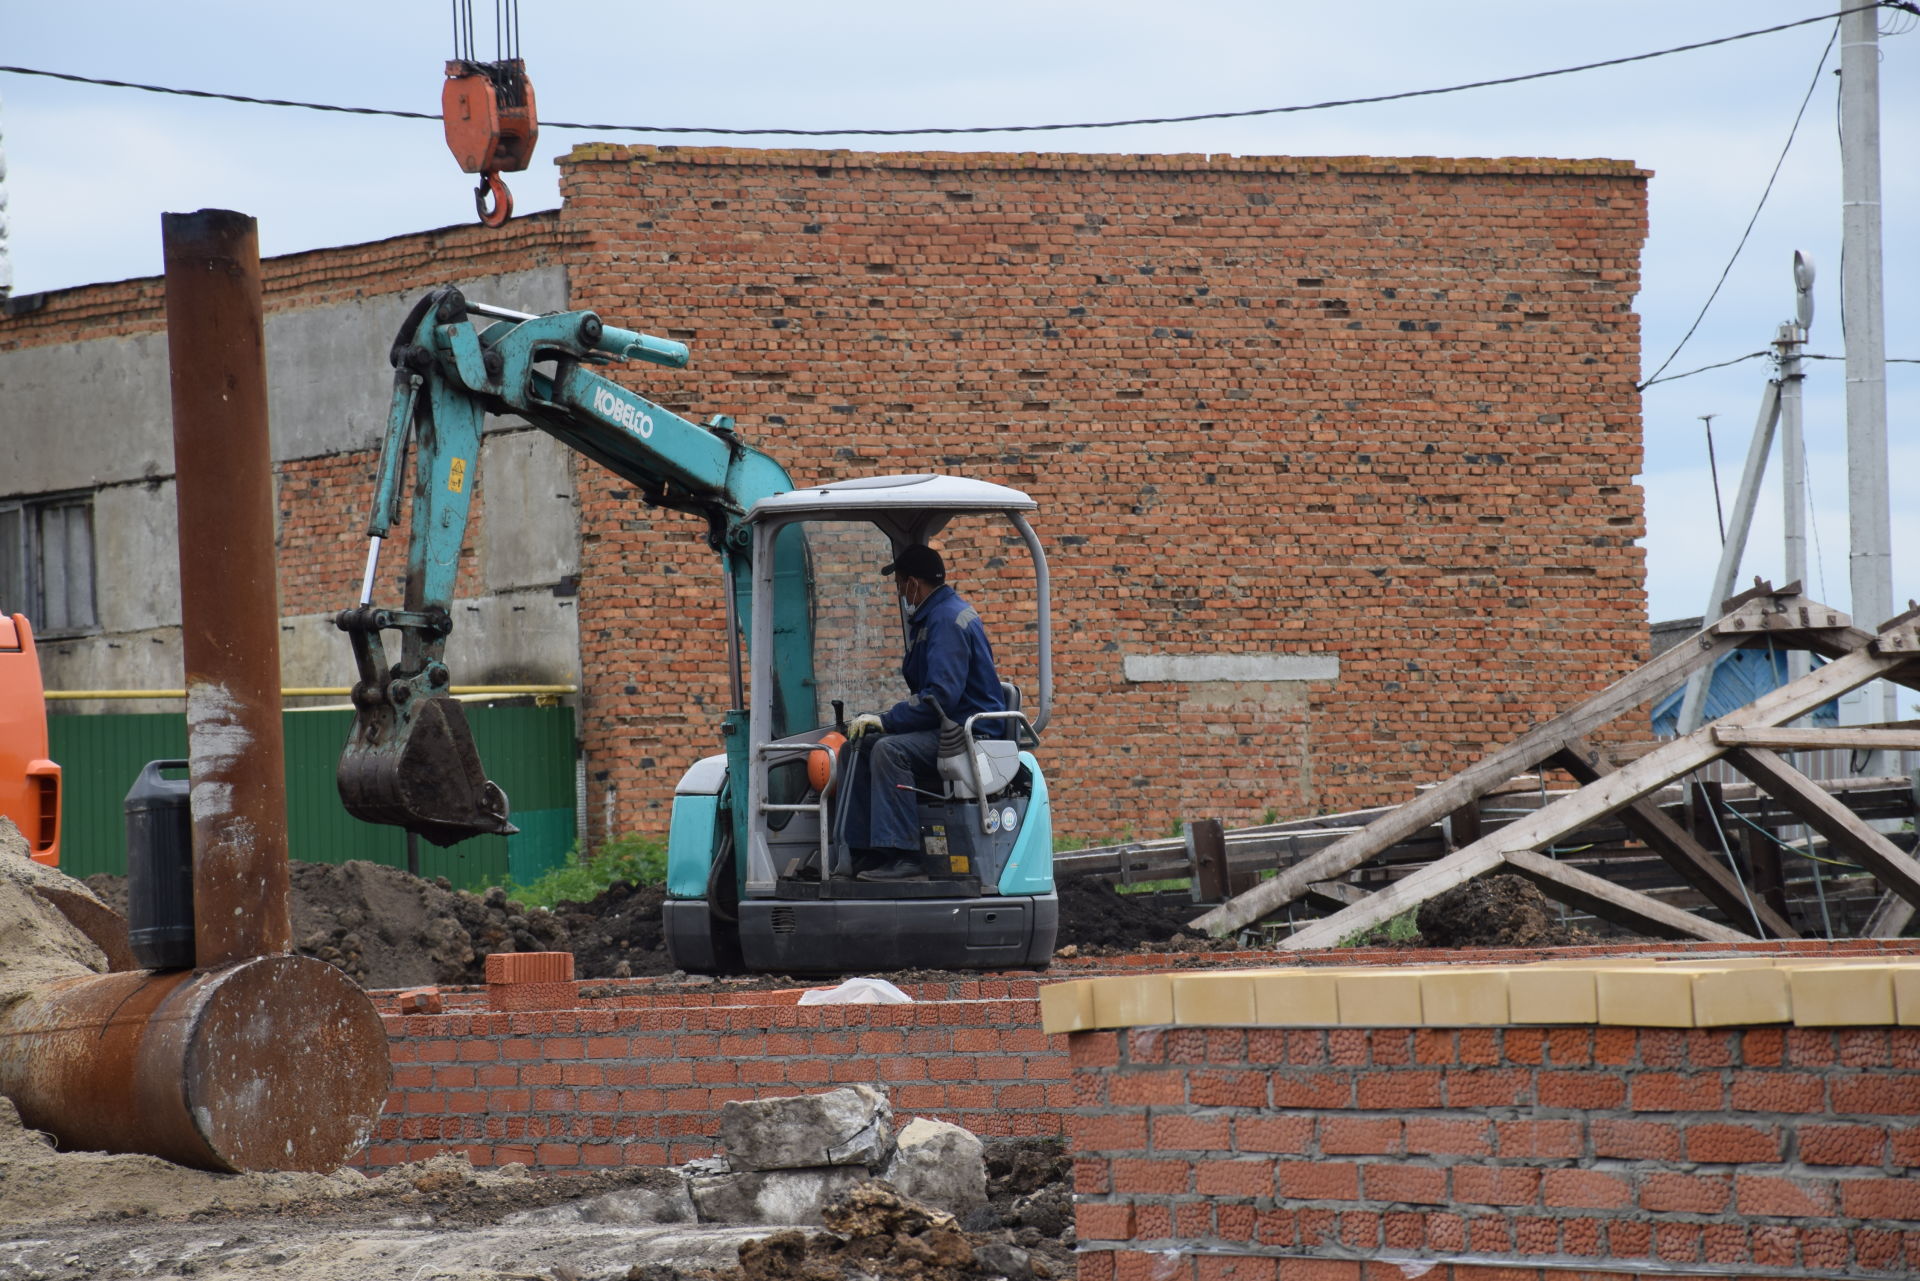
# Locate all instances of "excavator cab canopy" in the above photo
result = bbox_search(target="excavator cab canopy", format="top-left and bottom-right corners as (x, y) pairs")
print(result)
(736, 475), (1052, 896)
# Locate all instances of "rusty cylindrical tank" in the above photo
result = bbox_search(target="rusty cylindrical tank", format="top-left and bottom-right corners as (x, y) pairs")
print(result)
(0, 956), (389, 1171)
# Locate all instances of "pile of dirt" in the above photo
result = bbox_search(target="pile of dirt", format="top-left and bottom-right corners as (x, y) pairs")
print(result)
(1052, 879), (1203, 954)
(702, 1180), (1063, 1281)
(554, 879), (675, 978)
(1414, 873), (1588, 948)
(85, 860), (568, 990)
(68, 854), (1240, 991)
(0, 817), (110, 1004)
(986, 1137), (1072, 1247)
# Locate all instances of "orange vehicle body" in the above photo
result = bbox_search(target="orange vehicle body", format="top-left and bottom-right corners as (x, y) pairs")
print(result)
(0, 614), (61, 865)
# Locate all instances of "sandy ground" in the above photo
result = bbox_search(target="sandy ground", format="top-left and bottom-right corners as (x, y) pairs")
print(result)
(0, 1098), (1072, 1281)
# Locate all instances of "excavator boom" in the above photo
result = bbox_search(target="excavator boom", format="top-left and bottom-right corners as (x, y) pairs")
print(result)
(337, 288), (803, 846)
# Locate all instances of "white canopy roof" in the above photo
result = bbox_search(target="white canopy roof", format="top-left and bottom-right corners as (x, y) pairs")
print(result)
(747, 474), (1036, 522)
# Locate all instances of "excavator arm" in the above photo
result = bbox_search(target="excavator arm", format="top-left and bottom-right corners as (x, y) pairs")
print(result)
(337, 287), (805, 846)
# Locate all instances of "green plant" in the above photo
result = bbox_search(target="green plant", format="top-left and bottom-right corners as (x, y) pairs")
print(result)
(1336, 909), (1420, 948)
(1261, 806), (1280, 826)
(504, 832), (668, 909)
(1054, 823), (1141, 853)
(1115, 876), (1190, 896)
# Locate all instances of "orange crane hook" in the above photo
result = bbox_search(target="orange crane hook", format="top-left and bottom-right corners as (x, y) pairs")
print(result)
(442, 58), (537, 229)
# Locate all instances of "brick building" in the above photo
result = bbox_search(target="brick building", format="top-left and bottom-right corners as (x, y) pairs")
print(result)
(0, 147), (1650, 851)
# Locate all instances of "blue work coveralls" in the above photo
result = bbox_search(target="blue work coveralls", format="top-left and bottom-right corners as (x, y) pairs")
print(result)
(844, 584), (1005, 853)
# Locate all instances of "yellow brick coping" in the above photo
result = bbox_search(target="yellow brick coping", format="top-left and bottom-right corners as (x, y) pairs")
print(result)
(1037, 958), (1920, 1034)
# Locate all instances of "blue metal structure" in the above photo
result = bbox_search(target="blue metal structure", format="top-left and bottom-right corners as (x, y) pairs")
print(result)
(1651, 648), (1838, 737)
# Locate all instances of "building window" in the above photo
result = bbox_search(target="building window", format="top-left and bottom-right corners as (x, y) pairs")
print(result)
(0, 493), (98, 635)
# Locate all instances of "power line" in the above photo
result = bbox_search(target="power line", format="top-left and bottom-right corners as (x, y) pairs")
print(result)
(1639, 350), (1772, 389)
(1636, 16), (1842, 391)
(1642, 350), (1920, 389)
(0, 4), (1905, 138)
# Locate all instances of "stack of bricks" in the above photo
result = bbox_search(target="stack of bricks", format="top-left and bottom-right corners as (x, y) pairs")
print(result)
(1049, 952), (1920, 1280)
(555, 147), (1652, 844)
(485, 950), (577, 1012)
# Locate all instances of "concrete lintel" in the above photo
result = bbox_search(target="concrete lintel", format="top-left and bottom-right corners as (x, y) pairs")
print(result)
(1122, 653), (1340, 684)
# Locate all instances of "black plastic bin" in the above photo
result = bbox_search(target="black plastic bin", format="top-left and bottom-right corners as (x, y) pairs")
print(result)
(124, 759), (194, 970)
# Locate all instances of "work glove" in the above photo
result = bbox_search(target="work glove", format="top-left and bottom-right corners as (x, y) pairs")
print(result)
(848, 713), (885, 741)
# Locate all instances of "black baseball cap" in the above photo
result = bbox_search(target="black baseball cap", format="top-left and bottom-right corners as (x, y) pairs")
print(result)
(882, 544), (945, 583)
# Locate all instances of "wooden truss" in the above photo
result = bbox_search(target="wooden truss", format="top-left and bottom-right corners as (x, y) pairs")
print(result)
(1191, 584), (1920, 947)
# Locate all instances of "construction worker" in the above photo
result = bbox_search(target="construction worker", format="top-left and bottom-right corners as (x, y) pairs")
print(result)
(842, 544), (1006, 880)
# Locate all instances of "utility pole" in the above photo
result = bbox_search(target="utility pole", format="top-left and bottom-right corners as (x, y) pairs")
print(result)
(1781, 253), (1814, 687)
(1674, 251), (1814, 736)
(0, 92), (12, 301)
(1675, 376), (1780, 735)
(1839, 0), (1897, 737)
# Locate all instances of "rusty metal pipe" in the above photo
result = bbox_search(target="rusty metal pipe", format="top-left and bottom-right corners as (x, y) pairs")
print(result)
(161, 209), (291, 965)
(0, 956), (390, 1172)
(0, 213), (392, 1175)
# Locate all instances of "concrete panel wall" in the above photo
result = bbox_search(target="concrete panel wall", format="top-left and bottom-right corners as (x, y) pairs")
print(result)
(480, 430), (579, 592)
(0, 330), (173, 493)
(0, 265), (567, 495)
(277, 590), (579, 692)
(265, 266), (566, 461)
(91, 481), (181, 633)
(37, 626), (183, 714)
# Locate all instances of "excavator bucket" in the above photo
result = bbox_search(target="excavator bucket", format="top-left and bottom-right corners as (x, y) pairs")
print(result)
(338, 695), (517, 848)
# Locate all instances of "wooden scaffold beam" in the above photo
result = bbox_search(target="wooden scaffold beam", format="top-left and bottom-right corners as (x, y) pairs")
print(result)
(1193, 587), (1920, 949)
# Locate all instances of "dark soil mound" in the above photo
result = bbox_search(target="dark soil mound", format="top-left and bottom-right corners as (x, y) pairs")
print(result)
(86, 860), (567, 990)
(1415, 873), (1584, 948)
(554, 879), (673, 979)
(1053, 879), (1193, 952)
(711, 1181), (1063, 1281)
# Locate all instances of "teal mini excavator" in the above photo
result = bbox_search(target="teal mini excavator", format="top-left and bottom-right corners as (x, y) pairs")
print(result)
(337, 288), (1058, 973)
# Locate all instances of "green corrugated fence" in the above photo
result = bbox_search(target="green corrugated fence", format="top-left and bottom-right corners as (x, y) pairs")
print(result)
(48, 704), (577, 890)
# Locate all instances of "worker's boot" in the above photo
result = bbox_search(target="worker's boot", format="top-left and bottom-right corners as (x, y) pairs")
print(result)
(856, 855), (927, 882)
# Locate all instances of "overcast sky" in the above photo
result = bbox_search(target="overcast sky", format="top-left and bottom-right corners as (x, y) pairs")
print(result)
(3, 1), (1914, 639)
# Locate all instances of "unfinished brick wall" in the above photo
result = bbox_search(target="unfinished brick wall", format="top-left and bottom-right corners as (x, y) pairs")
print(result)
(365, 941), (1920, 1181)
(364, 976), (1067, 1170)
(555, 147), (1650, 843)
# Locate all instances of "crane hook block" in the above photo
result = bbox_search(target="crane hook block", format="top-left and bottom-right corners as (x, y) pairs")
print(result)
(442, 58), (538, 226)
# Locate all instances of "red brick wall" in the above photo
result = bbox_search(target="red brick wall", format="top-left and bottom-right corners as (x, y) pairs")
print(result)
(6, 151), (1652, 846)
(555, 148), (1650, 843)
(364, 975), (1067, 1170)
(1069, 1023), (1920, 1280)
(275, 449), (488, 615)
(0, 218), (574, 353)
(365, 940), (1920, 1180)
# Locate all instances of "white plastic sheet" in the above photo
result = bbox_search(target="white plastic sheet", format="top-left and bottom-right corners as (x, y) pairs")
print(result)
(796, 976), (915, 1005)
